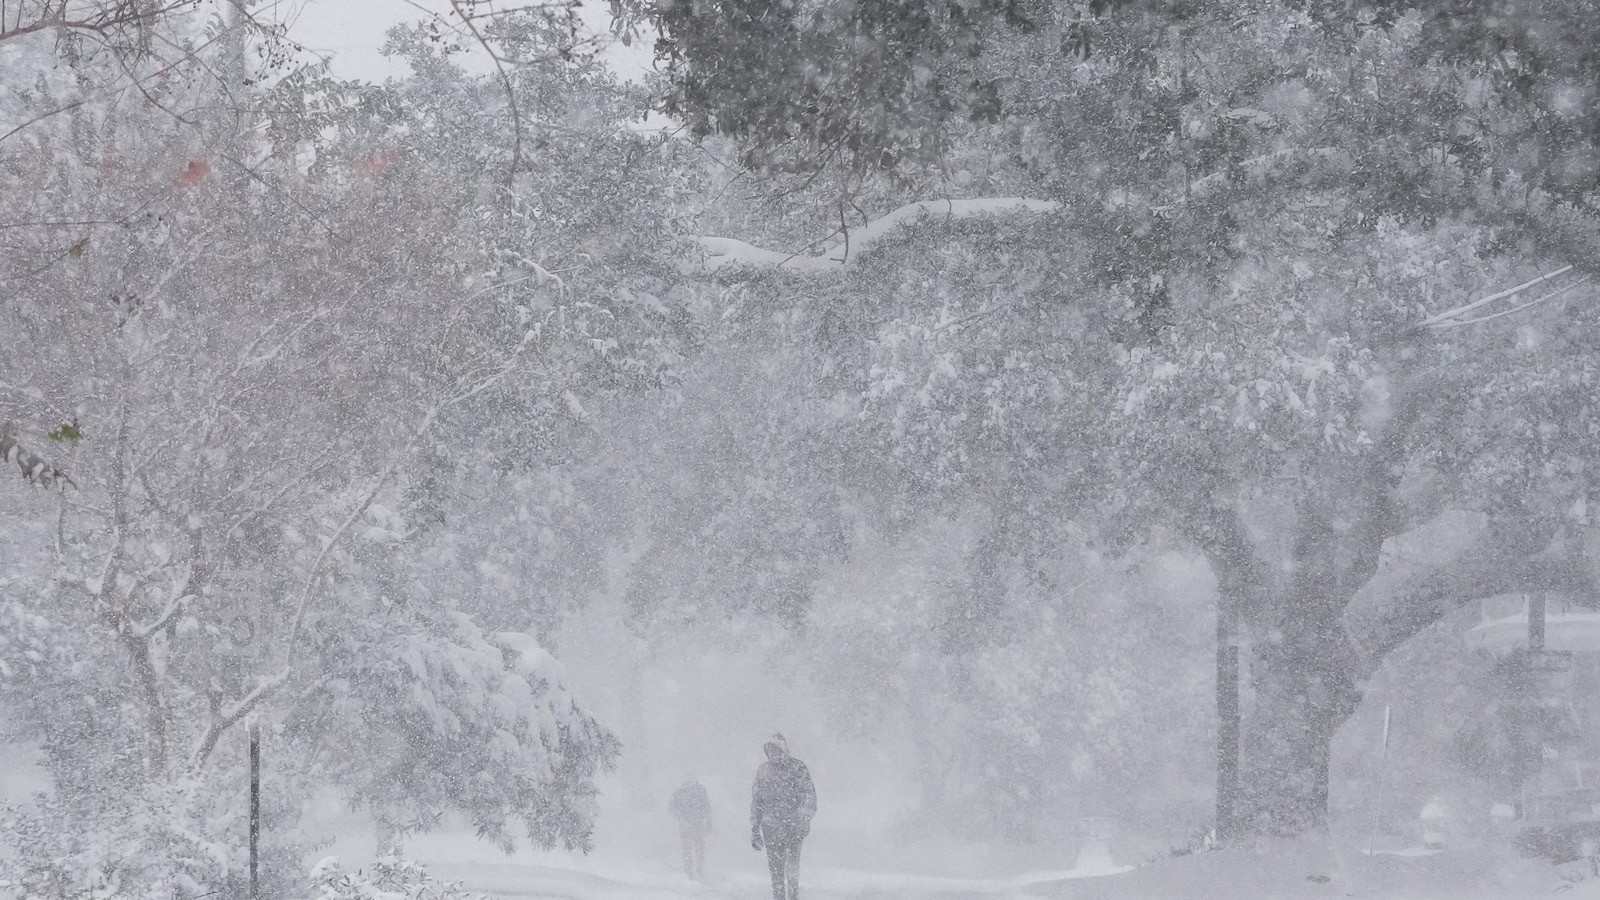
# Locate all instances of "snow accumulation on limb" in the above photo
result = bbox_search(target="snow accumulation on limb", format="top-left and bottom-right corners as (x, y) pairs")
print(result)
(692, 198), (1059, 274)
(1418, 265), (1583, 328)
(128, 586), (194, 640)
(0, 420), (72, 488)
(1344, 514), (1600, 672)
(188, 667), (292, 771)
(1428, 275), (1591, 328)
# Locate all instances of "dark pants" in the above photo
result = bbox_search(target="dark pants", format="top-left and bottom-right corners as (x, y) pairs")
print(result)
(679, 825), (706, 879)
(763, 832), (804, 900)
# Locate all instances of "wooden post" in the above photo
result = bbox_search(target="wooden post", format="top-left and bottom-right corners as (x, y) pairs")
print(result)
(1529, 593), (1546, 652)
(250, 721), (260, 900)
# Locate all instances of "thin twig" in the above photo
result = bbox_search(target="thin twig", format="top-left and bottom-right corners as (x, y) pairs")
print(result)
(453, 0), (524, 187)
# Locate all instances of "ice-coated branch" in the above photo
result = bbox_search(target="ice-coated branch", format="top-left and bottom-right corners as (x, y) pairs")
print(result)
(1327, 376), (1435, 602)
(220, 457), (337, 545)
(692, 198), (1060, 274)
(282, 447), (421, 651)
(1179, 490), (1279, 626)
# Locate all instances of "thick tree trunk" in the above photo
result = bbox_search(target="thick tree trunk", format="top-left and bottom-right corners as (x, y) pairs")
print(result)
(1188, 376), (1594, 838)
(1216, 636), (1240, 840)
(124, 632), (170, 778)
(1237, 590), (1364, 836)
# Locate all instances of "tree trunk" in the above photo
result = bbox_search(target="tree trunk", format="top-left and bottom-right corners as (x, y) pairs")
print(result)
(1237, 599), (1363, 836)
(376, 817), (403, 858)
(1216, 634), (1240, 840)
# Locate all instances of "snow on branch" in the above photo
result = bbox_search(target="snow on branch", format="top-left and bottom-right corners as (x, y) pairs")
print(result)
(693, 198), (1059, 274)
(1418, 265), (1583, 328)
(0, 420), (73, 488)
(187, 667), (291, 771)
(0, 0), (196, 47)
(1431, 276), (1592, 328)
(129, 589), (194, 641)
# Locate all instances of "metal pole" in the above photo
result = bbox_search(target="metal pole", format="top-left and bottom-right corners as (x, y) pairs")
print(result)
(1368, 704), (1391, 855)
(250, 720), (260, 900)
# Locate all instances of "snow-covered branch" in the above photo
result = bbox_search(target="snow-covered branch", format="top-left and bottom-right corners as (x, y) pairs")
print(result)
(692, 198), (1059, 274)
(0, 0), (199, 47)
(187, 667), (291, 771)
(1345, 515), (1600, 675)
(283, 448), (422, 651)
(1428, 276), (1591, 329)
(0, 420), (73, 488)
(128, 585), (194, 641)
(1418, 265), (1585, 328)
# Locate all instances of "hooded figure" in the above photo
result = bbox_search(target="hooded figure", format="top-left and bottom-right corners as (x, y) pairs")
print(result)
(669, 776), (712, 879)
(750, 733), (815, 900)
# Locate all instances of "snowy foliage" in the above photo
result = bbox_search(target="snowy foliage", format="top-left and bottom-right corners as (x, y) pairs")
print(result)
(0, 7), (674, 893)
(1, 765), (306, 900)
(644, 0), (1600, 838)
(294, 611), (618, 852)
(305, 855), (484, 900)
(5, 0), (1600, 892)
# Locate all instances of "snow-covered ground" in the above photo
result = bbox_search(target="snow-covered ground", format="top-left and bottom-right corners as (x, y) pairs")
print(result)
(403, 839), (1598, 900)
(404, 829), (1127, 900)
(297, 806), (1598, 900)
(303, 787), (1131, 900)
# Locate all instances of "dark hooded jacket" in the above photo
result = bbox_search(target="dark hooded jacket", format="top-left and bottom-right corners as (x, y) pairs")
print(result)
(669, 779), (713, 833)
(751, 735), (816, 843)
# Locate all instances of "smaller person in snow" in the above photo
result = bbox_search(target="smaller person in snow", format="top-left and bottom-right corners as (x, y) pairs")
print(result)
(750, 733), (815, 900)
(669, 776), (713, 880)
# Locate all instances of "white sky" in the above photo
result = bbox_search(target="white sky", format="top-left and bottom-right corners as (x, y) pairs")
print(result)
(275, 0), (653, 83)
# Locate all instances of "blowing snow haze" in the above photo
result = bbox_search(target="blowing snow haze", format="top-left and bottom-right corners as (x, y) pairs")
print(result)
(4, 1), (1600, 898)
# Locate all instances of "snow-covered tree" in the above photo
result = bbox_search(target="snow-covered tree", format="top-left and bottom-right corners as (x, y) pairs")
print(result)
(0, 11), (690, 891)
(640, 0), (1600, 839)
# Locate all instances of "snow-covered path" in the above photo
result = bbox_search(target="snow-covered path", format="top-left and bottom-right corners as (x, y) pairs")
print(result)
(417, 840), (1600, 900)
(372, 791), (1128, 900)
(319, 807), (1599, 900)
(430, 859), (1107, 900)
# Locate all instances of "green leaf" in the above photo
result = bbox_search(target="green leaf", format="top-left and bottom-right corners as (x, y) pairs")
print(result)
(46, 423), (81, 443)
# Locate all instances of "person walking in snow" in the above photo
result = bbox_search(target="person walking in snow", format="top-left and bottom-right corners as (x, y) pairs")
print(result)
(750, 733), (815, 900)
(669, 776), (713, 880)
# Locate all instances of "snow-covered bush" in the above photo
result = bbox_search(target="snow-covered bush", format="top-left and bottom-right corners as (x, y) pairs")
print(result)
(0, 770), (306, 900)
(293, 611), (619, 853)
(306, 855), (484, 900)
